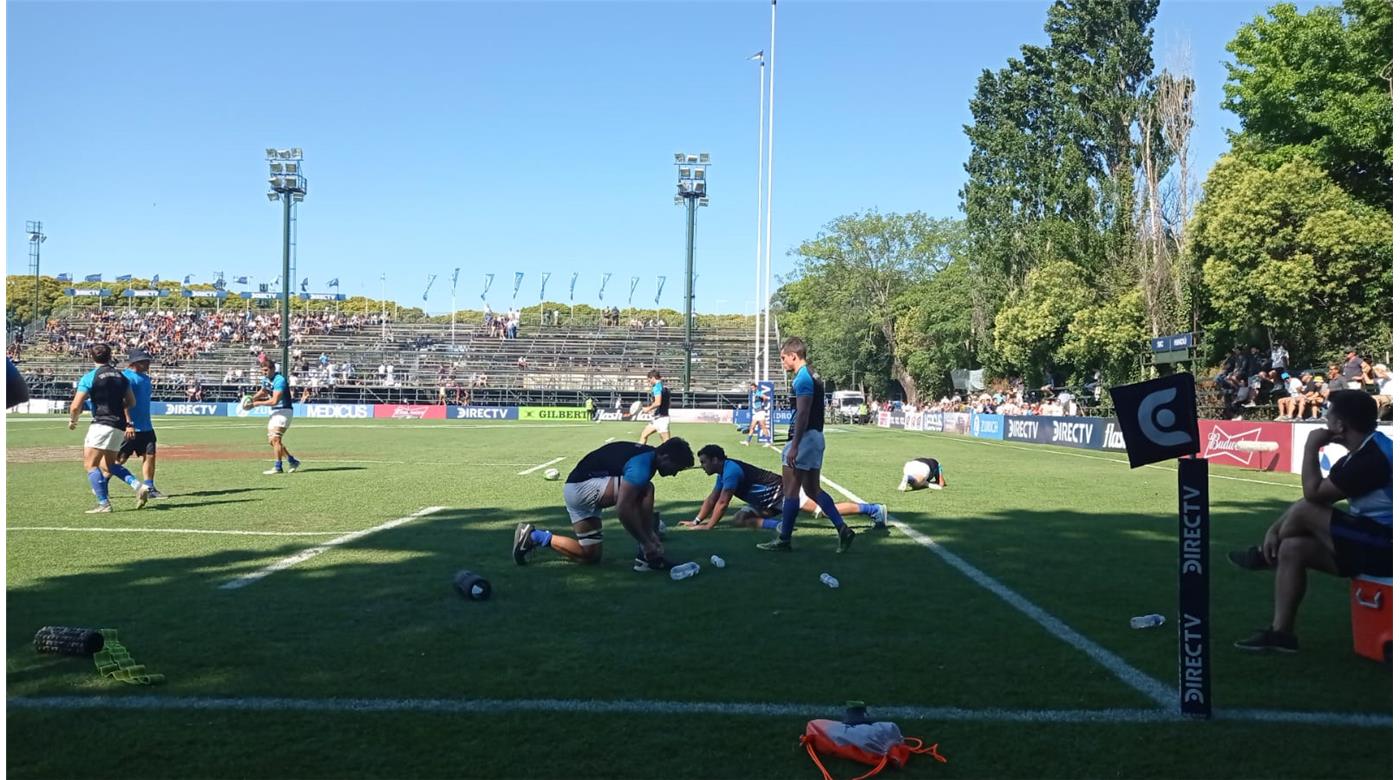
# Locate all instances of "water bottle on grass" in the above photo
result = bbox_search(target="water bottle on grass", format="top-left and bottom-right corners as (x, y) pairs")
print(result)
(670, 562), (701, 581)
(1130, 614), (1166, 629)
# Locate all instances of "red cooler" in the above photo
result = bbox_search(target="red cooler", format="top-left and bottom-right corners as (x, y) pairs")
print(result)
(1350, 576), (1392, 662)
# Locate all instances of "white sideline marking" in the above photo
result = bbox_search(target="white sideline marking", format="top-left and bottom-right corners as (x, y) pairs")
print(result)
(4, 695), (1387, 727)
(517, 457), (564, 476)
(218, 506), (446, 591)
(765, 444), (1178, 710)
(9, 527), (354, 537)
(604, 436), (616, 443)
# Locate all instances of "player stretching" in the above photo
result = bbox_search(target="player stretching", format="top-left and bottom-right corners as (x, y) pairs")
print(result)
(741, 382), (771, 446)
(636, 369), (672, 444)
(114, 349), (164, 498)
(683, 444), (887, 531)
(897, 458), (947, 491)
(513, 439), (693, 572)
(68, 344), (150, 512)
(757, 337), (857, 553)
(250, 361), (301, 475)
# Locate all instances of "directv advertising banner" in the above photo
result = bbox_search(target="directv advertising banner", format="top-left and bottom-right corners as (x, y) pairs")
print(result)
(1046, 417), (1106, 449)
(448, 406), (518, 420)
(296, 403), (372, 419)
(972, 413), (1004, 440)
(1003, 416), (1045, 443)
(152, 402), (226, 416)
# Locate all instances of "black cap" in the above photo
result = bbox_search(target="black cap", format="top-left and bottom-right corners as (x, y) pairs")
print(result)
(128, 348), (154, 364)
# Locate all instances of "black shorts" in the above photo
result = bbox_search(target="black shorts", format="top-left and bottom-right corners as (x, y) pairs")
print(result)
(1330, 509), (1392, 578)
(119, 429), (158, 458)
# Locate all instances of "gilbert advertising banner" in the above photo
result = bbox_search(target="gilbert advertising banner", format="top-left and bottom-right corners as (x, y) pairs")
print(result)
(519, 406), (591, 421)
(373, 404), (448, 420)
(1195, 419), (1292, 472)
(972, 413), (1004, 440)
(448, 406), (518, 421)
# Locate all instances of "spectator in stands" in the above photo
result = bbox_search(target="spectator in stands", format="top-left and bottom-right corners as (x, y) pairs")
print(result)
(1372, 364), (1392, 420)
(1276, 371), (1307, 421)
(185, 378), (203, 402)
(1322, 364), (1348, 402)
(319, 352), (329, 370)
(1270, 341), (1289, 372)
(1341, 348), (1364, 388)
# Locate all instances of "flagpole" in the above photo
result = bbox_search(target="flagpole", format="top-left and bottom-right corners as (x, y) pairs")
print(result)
(753, 50), (766, 385)
(451, 287), (457, 346)
(762, 0), (777, 383)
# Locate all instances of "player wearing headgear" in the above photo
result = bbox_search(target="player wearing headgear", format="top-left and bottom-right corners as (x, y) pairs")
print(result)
(249, 361), (301, 475)
(68, 343), (150, 512)
(683, 444), (887, 531)
(114, 348), (165, 498)
(898, 458), (947, 491)
(757, 337), (860, 553)
(741, 382), (771, 446)
(636, 369), (672, 444)
(513, 438), (694, 572)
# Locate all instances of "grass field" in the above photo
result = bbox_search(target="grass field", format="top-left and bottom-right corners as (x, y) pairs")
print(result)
(5, 415), (1392, 779)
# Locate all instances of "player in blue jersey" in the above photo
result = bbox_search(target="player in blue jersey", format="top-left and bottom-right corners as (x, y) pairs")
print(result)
(683, 444), (887, 531)
(512, 438), (694, 572)
(248, 361), (301, 475)
(636, 369), (672, 444)
(741, 382), (771, 446)
(115, 349), (165, 498)
(757, 337), (860, 552)
(68, 344), (150, 512)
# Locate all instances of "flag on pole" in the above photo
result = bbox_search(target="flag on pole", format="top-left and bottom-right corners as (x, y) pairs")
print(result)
(57, 273), (72, 282)
(234, 276), (248, 285)
(150, 274), (160, 287)
(481, 273), (494, 301)
(655, 276), (666, 305)
(749, 50), (764, 61)
(84, 274), (102, 283)
(328, 278), (340, 288)
(539, 272), (550, 300)
(300, 277), (309, 292)
(451, 267), (460, 293)
(628, 276), (640, 304)
(272, 275), (281, 287)
(512, 272), (524, 300)
(423, 274), (438, 301)
(116, 274), (133, 282)
(569, 272), (578, 301)
(598, 273), (611, 301)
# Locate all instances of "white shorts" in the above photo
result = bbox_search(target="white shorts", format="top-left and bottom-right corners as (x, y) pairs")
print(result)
(84, 424), (125, 452)
(903, 460), (933, 483)
(753, 410), (769, 422)
(267, 409), (293, 436)
(651, 415), (670, 433)
(564, 476), (618, 524)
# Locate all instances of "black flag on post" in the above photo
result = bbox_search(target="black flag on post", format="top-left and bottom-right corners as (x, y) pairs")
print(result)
(1107, 372), (1200, 468)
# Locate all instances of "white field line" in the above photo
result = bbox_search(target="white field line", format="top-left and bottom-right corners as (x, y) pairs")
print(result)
(517, 457), (564, 476)
(764, 444), (1178, 711)
(8, 527), (354, 537)
(604, 436), (616, 443)
(218, 506), (446, 591)
(4, 694), (1388, 727)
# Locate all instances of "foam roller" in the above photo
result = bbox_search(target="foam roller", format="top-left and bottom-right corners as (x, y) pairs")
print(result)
(34, 626), (105, 656)
(454, 570), (492, 601)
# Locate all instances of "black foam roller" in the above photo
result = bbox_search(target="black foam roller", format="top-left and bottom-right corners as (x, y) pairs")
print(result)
(34, 626), (105, 656)
(454, 570), (491, 601)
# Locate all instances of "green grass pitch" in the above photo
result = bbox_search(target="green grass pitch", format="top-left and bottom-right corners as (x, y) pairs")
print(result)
(5, 416), (1392, 778)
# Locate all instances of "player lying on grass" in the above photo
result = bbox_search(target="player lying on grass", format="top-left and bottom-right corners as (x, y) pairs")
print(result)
(897, 458), (947, 491)
(513, 439), (694, 572)
(680, 444), (888, 532)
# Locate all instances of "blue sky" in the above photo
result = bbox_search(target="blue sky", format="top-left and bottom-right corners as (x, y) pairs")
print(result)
(7, 0), (1313, 314)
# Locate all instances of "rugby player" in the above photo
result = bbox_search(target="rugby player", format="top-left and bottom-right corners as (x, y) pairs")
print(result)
(249, 361), (301, 475)
(635, 369), (672, 444)
(68, 344), (150, 512)
(513, 439), (694, 572)
(757, 337), (859, 553)
(897, 458), (947, 491)
(115, 348), (164, 498)
(682, 444), (887, 531)
(740, 382), (770, 446)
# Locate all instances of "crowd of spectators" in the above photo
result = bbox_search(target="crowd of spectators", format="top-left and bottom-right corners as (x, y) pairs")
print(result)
(1214, 342), (1391, 421)
(482, 306), (521, 339)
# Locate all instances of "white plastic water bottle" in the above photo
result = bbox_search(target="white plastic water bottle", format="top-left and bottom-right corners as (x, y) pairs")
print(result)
(710, 555), (726, 568)
(1130, 614), (1166, 629)
(820, 573), (840, 589)
(670, 562), (701, 581)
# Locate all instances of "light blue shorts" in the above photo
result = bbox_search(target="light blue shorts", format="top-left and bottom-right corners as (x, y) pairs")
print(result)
(781, 430), (826, 471)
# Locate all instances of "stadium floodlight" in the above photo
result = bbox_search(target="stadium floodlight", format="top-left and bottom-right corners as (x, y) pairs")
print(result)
(674, 152), (685, 163)
(26, 220), (45, 326)
(699, 153), (710, 163)
(267, 192), (279, 202)
(265, 148), (308, 379)
(265, 147), (278, 157)
(673, 151), (710, 398)
(290, 148), (302, 159)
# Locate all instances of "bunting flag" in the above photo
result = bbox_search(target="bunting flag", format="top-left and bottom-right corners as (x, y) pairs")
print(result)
(300, 277), (309, 292)
(598, 273), (612, 301)
(749, 50), (764, 61)
(213, 277), (227, 291)
(150, 274), (160, 287)
(234, 276), (248, 285)
(328, 278), (340, 288)
(182, 274), (193, 285)
(56, 273), (72, 282)
(655, 276), (666, 305)
(481, 273), (494, 301)
(539, 272), (551, 300)
(272, 275), (281, 287)
(84, 274), (102, 283)
(116, 274), (133, 282)
(512, 271), (524, 300)
(259, 283), (269, 293)
(451, 267), (460, 293)
(569, 272), (578, 301)
(423, 274), (438, 302)
(628, 276), (640, 304)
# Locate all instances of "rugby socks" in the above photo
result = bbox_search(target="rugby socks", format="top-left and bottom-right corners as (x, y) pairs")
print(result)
(761, 518), (782, 530)
(813, 492), (848, 530)
(272, 460), (283, 472)
(779, 496), (801, 540)
(530, 529), (554, 548)
(87, 469), (110, 504)
(108, 463), (138, 488)
(858, 503), (881, 517)
(287, 455), (300, 468)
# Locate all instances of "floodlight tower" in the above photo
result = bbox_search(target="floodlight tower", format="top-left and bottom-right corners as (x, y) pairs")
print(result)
(26, 221), (45, 328)
(674, 152), (710, 397)
(265, 148), (306, 379)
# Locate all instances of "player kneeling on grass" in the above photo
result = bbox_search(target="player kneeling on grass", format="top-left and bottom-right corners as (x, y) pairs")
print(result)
(249, 361), (301, 475)
(680, 444), (888, 532)
(513, 439), (694, 572)
(1226, 390), (1392, 653)
(897, 458), (947, 491)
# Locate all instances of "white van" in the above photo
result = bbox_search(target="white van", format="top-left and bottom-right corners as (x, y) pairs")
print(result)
(831, 390), (867, 422)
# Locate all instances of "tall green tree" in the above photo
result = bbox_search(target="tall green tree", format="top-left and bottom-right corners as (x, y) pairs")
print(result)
(892, 256), (976, 398)
(991, 259), (1095, 380)
(1223, 0), (1393, 209)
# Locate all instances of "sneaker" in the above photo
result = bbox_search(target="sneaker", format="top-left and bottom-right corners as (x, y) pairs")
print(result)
(928, 483), (944, 490)
(85, 503), (113, 514)
(1234, 629), (1299, 653)
(633, 554), (675, 572)
(147, 488), (167, 499)
(287, 459), (301, 473)
(837, 526), (856, 554)
(740, 439), (750, 446)
(873, 504), (889, 526)
(756, 538), (792, 552)
(135, 483), (151, 509)
(263, 468), (283, 475)
(512, 522), (537, 565)
(1274, 415), (1289, 422)
(1227, 546), (1272, 571)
